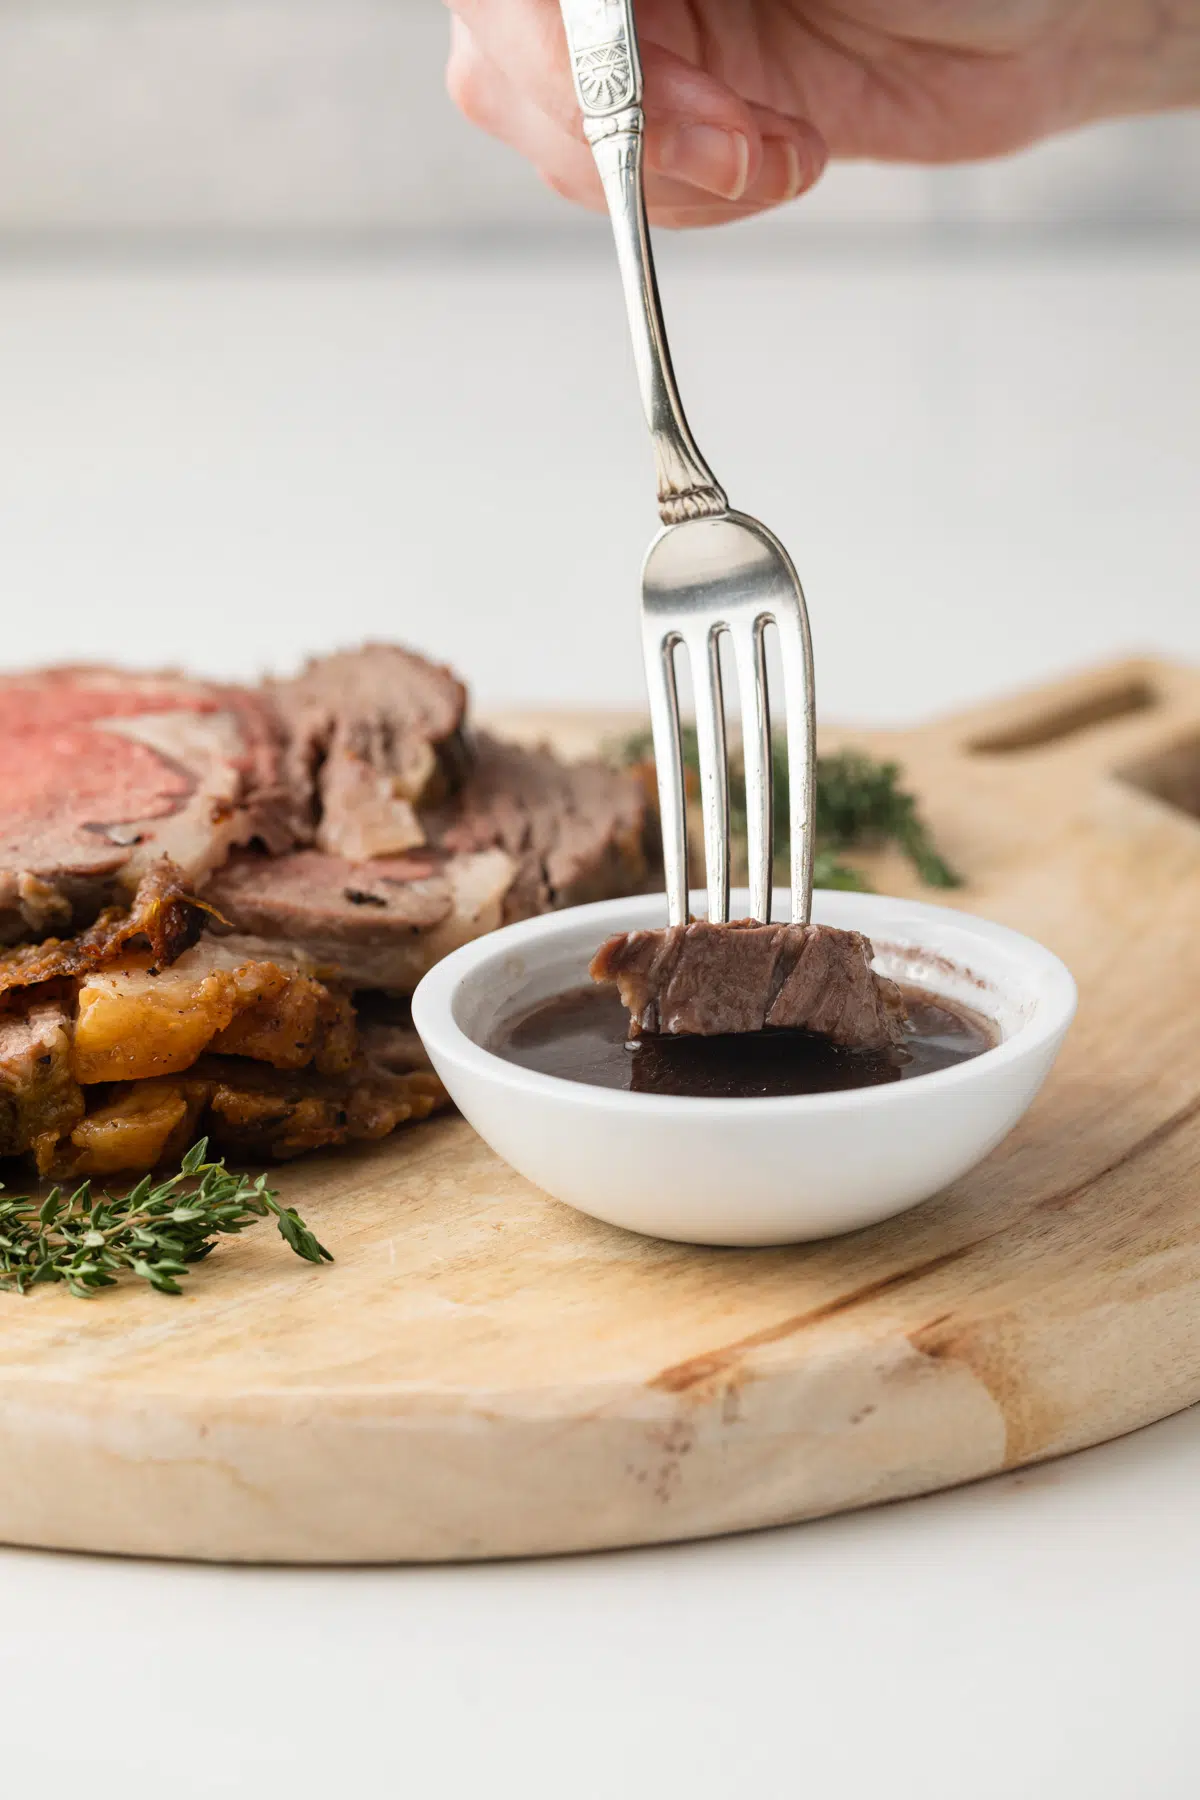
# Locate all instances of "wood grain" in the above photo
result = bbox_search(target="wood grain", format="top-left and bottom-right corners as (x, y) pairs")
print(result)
(1, 659), (1198, 1563)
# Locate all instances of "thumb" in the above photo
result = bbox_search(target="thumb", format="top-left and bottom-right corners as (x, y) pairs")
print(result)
(447, 0), (823, 202)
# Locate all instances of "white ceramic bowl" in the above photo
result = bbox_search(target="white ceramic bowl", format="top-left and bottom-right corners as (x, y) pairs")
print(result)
(412, 889), (1076, 1247)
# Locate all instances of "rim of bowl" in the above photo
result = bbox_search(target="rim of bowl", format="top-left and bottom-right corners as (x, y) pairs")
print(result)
(411, 888), (1078, 1117)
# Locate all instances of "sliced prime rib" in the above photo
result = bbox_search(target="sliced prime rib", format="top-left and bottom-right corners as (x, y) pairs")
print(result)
(437, 733), (650, 920)
(0, 642), (650, 1176)
(3, 647), (651, 993)
(0, 917), (448, 1178)
(272, 644), (469, 859)
(590, 920), (907, 1052)
(206, 844), (516, 994)
(206, 734), (650, 993)
(0, 665), (292, 945)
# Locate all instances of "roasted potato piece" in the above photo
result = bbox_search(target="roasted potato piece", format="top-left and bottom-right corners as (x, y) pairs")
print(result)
(72, 935), (354, 1083)
(46, 1077), (208, 1179)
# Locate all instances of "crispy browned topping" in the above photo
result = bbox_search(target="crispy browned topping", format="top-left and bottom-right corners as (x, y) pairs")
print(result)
(38, 1058), (448, 1179)
(0, 859), (205, 1002)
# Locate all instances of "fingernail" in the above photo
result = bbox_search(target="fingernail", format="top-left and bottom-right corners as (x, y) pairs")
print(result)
(658, 123), (750, 200)
(762, 135), (807, 203)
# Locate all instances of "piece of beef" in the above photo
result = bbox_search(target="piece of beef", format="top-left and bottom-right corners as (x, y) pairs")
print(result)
(0, 666), (292, 945)
(206, 845), (516, 992)
(272, 645), (469, 859)
(435, 733), (650, 920)
(0, 995), (84, 1160)
(206, 736), (650, 993)
(590, 920), (907, 1052)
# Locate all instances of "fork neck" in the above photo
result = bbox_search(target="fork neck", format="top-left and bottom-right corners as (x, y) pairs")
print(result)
(584, 110), (728, 528)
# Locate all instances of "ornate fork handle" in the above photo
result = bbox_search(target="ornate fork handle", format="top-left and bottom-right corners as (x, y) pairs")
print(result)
(560, 0), (727, 526)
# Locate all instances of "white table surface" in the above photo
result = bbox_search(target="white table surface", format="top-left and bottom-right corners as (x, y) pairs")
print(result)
(0, 238), (1197, 1798)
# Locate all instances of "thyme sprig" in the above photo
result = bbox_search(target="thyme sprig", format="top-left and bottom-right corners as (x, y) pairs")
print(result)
(815, 749), (961, 890)
(616, 727), (961, 893)
(0, 1140), (331, 1299)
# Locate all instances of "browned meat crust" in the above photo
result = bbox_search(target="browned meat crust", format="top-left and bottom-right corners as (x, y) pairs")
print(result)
(0, 904), (447, 1178)
(69, 933), (358, 1085)
(40, 1058), (447, 1179)
(195, 1055), (445, 1162)
(590, 920), (907, 1051)
(0, 860), (205, 1001)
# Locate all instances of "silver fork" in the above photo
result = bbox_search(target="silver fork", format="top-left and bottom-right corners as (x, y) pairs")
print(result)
(559, 0), (816, 929)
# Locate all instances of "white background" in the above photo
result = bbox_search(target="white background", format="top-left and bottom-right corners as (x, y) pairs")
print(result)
(0, 0), (1196, 237)
(4, 1407), (1200, 1797)
(0, 239), (1197, 1799)
(0, 7), (1198, 1797)
(0, 242), (1195, 722)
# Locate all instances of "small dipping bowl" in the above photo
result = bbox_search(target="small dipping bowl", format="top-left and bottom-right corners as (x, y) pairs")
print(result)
(412, 889), (1076, 1246)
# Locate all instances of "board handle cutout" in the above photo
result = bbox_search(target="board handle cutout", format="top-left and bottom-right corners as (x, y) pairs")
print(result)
(1119, 731), (1200, 825)
(967, 674), (1158, 755)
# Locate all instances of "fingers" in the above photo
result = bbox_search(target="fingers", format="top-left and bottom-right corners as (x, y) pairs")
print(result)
(446, 10), (826, 228)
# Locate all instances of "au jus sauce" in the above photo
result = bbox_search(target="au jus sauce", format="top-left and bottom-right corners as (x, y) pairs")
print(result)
(493, 983), (994, 1100)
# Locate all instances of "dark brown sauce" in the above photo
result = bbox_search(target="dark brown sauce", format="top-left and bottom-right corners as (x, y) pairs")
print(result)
(493, 983), (994, 1100)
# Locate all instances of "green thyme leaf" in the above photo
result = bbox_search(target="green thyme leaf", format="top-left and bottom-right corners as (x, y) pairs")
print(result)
(611, 729), (961, 891)
(180, 1138), (209, 1176)
(263, 1194), (334, 1266)
(0, 1146), (332, 1300)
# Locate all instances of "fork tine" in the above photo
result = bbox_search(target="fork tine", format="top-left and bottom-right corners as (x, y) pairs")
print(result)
(775, 601), (817, 923)
(643, 628), (689, 927)
(689, 624), (731, 924)
(732, 616), (772, 923)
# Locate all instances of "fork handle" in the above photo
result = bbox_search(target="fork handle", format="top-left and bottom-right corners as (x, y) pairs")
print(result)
(560, 0), (727, 526)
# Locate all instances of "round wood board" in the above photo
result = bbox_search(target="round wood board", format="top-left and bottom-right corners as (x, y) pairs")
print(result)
(3, 662), (1200, 1563)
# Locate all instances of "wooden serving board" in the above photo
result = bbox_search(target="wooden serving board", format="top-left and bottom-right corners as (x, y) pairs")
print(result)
(3, 660), (1200, 1564)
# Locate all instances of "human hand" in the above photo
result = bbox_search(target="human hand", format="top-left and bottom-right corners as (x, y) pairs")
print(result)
(445, 0), (1199, 227)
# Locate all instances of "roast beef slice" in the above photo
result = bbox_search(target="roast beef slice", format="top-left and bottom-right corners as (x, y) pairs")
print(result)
(0, 666), (292, 944)
(590, 920), (907, 1051)
(272, 645), (468, 859)
(435, 733), (650, 920)
(206, 735), (650, 993)
(206, 845), (516, 993)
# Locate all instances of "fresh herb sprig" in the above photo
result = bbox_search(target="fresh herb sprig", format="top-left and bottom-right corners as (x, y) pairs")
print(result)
(0, 1140), (331, 1299)
(615, 727), (961, 893)
(815, 749), (961, 890)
